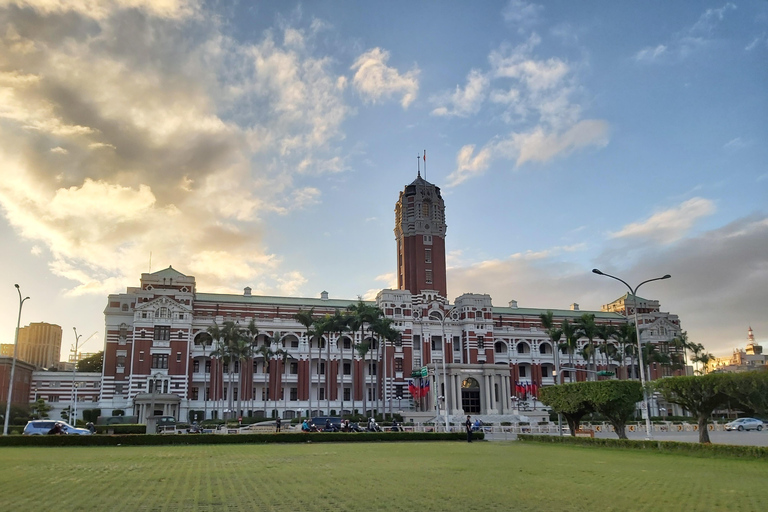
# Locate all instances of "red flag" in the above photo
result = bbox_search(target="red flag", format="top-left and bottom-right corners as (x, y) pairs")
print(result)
(423, 150), (426, 162)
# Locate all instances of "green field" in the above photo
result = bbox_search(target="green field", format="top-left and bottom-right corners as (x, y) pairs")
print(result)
(1, 441), (766, 511)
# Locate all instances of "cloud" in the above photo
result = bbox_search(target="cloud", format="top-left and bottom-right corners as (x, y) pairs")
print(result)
(446, 213), (768, 356)
(0, 3), (366, 297)
(723, 137), (749, 150)
(610, 197), (716, 244)
(431, 69), (489, 117)
(502, 0), (543, 32)
(745, 33), (767, 51)
(440, 33), (608, 186)
(634, 3), (736, 62)
(350, 47), (420, 109)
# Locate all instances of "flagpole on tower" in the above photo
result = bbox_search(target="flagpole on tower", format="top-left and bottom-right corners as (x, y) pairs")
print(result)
(417, 154), (421, 178)
(423, 150), (426, 181)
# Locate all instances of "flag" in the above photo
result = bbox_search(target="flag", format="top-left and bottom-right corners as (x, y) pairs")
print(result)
(423, 150), (426, 162)
(408, 380), (419, 399)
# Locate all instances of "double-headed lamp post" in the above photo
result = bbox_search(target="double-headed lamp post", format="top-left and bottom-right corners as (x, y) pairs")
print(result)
(3, 285), (30, 436)
(71, 328), (82, 426)
(439, 306), (456, 432)
(592, 269), (670, 440)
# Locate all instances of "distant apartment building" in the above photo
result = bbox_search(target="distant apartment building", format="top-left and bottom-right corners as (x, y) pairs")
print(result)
(14, 323), (63, 369)
(708, 327), (766, 373)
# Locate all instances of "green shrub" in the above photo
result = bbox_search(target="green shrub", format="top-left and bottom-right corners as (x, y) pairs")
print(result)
(95, 424), (146, 435)
(0, 431), (482, 448)
(111, 409), (125, 416)
(82, 409), (101, 423)
(518, 434), (768, 459)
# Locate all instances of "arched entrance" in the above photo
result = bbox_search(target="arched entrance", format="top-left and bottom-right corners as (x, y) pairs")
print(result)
(461, 377), (481, 414)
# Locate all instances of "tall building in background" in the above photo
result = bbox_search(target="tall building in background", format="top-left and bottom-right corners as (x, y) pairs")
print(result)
(395, 173), (447, 297)
(17, 322), (62, 369)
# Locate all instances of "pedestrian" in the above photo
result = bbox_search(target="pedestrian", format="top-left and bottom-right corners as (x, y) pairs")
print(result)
(86, 421), (96, 434)
(276, 417), (281, 433)
(465, 415), (472, 443)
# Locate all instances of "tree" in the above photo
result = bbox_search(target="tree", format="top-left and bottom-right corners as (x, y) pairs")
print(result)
(540, 311), (563, 383)
(294, 308), (316, 418)
(560, 319), (580, 381)
(355, 339), (372, 416)
(589, 380), (643, 439)
(30, 398), (52, 419)
(615, 323), (636, 379)
(576, 314), (599, 379)
(348, 300), (382, 415)
(328, 310), (351, 414)
(194, 332), (213, 421)
(655, 373), (733, 443)
(596, 324), (617, 369)
(77, 351), (104, 372)
(724, 370), (768, 417)
(254, 343), (276, 417)
(371, 316), (396, 415)
(312, 315), (334, 415)
(539, 383), (593, 435)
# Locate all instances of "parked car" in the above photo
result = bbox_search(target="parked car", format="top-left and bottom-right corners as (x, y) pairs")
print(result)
(23, 420), (92, 435)
(724, 418), (764, 432)
(312, 417), (342, 431)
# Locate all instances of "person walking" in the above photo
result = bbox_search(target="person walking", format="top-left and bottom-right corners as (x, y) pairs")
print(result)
(465, 415), (473, 443)
(276, 417), (282, 433)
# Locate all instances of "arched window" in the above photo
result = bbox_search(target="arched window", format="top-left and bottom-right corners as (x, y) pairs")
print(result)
(516, 342), (530, 354)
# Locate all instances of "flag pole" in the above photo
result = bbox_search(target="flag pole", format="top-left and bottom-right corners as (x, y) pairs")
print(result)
(423, 150), (427, 181)
(417, 154), (420, 177)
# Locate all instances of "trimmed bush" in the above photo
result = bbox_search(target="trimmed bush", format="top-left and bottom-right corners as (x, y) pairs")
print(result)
(0, 431), (482, 448)
(95, 424), (146, 435)
(518, 434), (768, 459)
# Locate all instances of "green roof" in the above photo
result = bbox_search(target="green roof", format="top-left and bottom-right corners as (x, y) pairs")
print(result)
(491, 306), (625, 320)
(195, 293), (374, 309)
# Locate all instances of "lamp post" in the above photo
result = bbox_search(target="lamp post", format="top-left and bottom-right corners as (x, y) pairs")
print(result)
(439, 306), (456, 432)
(71, 328), (82, 426)
(3, 285), (30, 436)
(592, 269), (670, 440)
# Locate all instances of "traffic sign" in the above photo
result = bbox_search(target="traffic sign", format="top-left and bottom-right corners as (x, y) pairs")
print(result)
(596, 371), (615, 377)
(420, 366), (428, 377)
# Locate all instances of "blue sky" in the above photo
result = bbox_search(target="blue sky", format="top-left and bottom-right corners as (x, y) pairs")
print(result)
(0, 0), (765, 361)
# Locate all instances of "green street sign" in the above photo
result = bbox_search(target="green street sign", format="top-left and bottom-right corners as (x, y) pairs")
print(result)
(420, 366), (428, 377)
(411, 371), (421, 378)
(596, 371), (615, 377)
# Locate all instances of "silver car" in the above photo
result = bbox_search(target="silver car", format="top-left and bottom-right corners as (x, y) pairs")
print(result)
(724, 418), (764, 432)
(23, 420), (92, 435)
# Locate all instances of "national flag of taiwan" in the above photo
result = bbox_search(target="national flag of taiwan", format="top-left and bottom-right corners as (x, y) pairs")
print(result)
(420, 378), (430, 395)
(408, 381), (419, 399)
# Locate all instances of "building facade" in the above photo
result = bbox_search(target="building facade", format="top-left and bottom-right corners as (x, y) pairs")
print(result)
(94, 174), (683, 424)
(5, 322), (63, 369)
(708, 327), (766, 373)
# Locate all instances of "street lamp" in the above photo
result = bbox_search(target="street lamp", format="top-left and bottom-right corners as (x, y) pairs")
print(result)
(71, 327), (82, 426)
(3, 285), (30, 436)
(439, 306), (456, 432)
(592, 268), (670, 440)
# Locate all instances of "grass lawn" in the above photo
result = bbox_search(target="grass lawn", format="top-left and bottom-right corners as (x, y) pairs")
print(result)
(1, 441), (766, 511)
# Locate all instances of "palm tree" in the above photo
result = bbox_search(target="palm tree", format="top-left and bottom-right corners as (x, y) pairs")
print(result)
(378, 320), (401, 416)
(355, 338), (372, 416)
(194, 332), (213, 421)
(254, 343), (275, 417)
(347, 300), (382, 415)
(643, 343), (671, 381)
(669, 331), (690, 374)
(560, 319), (579, 382)
(576, 314), (599, 379)
(270, 331), (284, 417)
(371, 316), (396, 416)
(539, 311), (563, 384)
(294, 309), (316, 418)
(329, 310), (351, 415)
(207, 321), (245, 419)
(614, 323), (635, 379)
(596, 324), (617, 369)
(312, 315), (334, 415)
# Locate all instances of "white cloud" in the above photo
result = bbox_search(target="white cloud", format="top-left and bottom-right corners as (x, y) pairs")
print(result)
(442, 34), (608, 186)
(502, 0), (543, 31)
(0, 0), (198, 20)
(431, 69), (489, 117)
(610, 197), (716, 243)
(350, 47), (420, 109)
(633, 3), (736, 62)
(446, 213), (768, 356)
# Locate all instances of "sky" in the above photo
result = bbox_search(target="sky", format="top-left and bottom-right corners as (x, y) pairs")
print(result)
(0, 0), (765, 362)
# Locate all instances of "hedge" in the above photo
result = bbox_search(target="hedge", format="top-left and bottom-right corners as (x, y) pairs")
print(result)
(94, 424), (146, 435)
(0, 431), (482, 448)
(518, 434), (768, 460)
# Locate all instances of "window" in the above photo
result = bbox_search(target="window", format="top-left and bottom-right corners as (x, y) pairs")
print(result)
(193, 360), (200, 372)
(394, 359), (403, 372)
(114, 384), (124, 395)
(343, 339), (351, 349)
(395, 385), (404, 399)
(116, 355), (125, 369)
(431, 336), (442, 351)
(49, 395), (59, 402)
(414, 334), (421, 350)
(425, 248), (432, 263)
(343, 387), (351, 401)
(205, 360), (211, 374)
(368, 362), (377, 375)
(223, 363), (228, 373)
(519, 366), (527, 378)
(176, 352), (181, 363)
(319, 388), (325, 401)
(139, 351), (144, 362)
(343, 362), (351, 375)
(453, 336), (461, 352)
(290, 387), (298, 401)
(121, 304), (129, 311)
(477, 336), (485, 350)
(119, 323), (128, 338)
(319, 362), (325, 375)
(290, 362), (299, 375)
(154, 326), (170, 341)
(291, 339), (299, 348)
(177, 331), (183, 339)
(156, 307), (170, 319)
(151, 354), (169, 369)
(368, 388), (376, 401)
(422, 202), (430, 217)
(205, 387), (210, 400)
(191, 387), (199, 400)
(425, 270), (432, 284)
(494, 383), (499, 402)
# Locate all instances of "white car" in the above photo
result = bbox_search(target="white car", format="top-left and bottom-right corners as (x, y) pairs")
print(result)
(23, 420), (92, 435)
(724, 418), (764, 432)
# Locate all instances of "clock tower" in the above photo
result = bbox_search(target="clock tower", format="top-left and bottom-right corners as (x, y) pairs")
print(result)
(394, 172), (447, 297)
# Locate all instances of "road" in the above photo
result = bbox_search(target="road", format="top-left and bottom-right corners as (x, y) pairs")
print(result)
(485, 429), (768, 446)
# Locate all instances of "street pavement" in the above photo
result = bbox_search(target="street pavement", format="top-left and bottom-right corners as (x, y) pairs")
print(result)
(485, 429), (768, 446)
